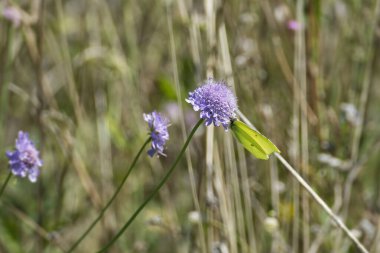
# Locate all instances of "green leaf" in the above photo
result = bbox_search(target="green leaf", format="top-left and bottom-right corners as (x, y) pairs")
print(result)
(157, 76), (177, 100)
(231, 119), (280, 160)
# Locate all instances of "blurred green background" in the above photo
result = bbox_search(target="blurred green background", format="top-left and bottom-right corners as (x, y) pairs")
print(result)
(0, 0), (380, 252)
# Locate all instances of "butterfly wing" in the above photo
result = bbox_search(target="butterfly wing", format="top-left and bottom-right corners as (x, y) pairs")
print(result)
(231, 120), (280, 160)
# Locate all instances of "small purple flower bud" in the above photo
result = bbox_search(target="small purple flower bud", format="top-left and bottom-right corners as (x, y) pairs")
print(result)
(144, 111), (170, 157)
(2, 6), (22, 27)
(287, 20), (302, 31)
(186, 79), (238, 130)
(6, 131), (43, 183)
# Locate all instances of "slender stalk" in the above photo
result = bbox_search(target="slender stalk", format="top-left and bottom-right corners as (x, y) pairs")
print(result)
(237, 110), (369, 253)
(0, 172), (12, 199)
(0, 26), (14, 145)
(66, 138), (151, 253)
(97, 119), (204, 253)
(295, 0), (311, 250)
(167, 6), (207, 252)
(275, 153), (368, 253)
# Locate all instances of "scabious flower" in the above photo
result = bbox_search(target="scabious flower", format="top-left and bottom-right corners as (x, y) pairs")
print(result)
(186, 79), (238, 130)
(6, 131), (43, 183)
(144, 111), (170, 157)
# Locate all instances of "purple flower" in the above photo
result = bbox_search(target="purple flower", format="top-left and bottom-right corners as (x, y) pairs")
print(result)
(6, 131), (43, 183)
(2, 6), (22, 27)
(144, 111), (170, 157)
(287, 20), (302, 31)
(186, 79), (238, 130)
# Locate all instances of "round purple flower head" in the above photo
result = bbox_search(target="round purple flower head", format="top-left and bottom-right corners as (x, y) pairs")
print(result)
(6, 131), (43, 183)
(144, 111), (170, 157)
(186, 79), (238, 130)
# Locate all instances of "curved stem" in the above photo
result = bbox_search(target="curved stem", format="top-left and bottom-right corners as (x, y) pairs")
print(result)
(0, 172), (12, 199)
(97, 119), (204, 253)
(66, 138), (151, 253)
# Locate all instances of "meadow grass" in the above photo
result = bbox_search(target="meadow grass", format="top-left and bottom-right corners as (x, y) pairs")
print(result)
(0, 0), (379, 252)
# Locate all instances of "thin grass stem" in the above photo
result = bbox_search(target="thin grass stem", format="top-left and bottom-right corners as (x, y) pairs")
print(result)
(97, 119), (204, 253)
(275, 153), (368, 253)
(237, 110), (369, 253)
(66, 137), (151, 253)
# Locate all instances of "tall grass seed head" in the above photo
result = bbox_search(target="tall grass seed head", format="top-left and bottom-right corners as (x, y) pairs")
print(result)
(186, 79), (237, 130)
(6, 131), (43, 183)
(144, 111), (170, 157)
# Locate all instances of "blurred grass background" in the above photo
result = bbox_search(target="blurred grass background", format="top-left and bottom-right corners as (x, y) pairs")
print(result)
(0, 0), (380, 252)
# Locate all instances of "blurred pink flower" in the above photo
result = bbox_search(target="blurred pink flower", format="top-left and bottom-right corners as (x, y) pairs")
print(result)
(287, 20), (301, 31)
(3, 6), (21, 27)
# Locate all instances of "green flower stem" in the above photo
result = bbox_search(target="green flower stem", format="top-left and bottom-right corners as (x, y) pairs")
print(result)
(0, 172), (12, 199)
(67, 137), (151, 253)
(0, 27), (14, 143)
(97, 119), (204, 253)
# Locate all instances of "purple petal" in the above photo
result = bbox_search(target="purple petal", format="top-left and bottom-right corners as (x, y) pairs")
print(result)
(186, 79), (237, 130)
(6, 131), (42, 182)
(144, 112), (170, 158)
